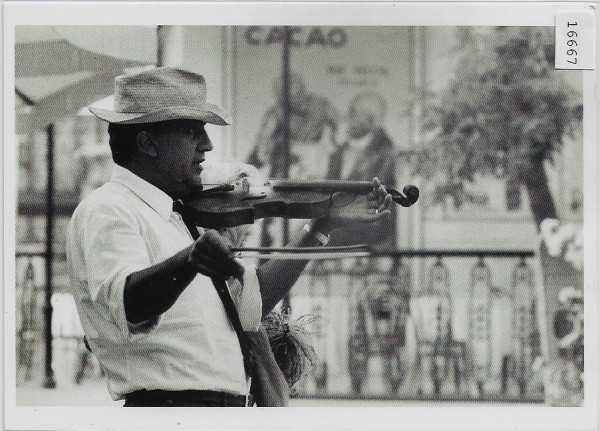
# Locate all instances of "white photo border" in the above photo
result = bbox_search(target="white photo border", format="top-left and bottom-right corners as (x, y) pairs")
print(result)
(4, 2), (598, 430)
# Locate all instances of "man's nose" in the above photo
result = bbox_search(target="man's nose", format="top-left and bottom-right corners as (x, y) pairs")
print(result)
(198, 137), (214, 152)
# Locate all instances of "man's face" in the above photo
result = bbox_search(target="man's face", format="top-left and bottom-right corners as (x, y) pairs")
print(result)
(348, 105), (374, 139)
(152, 120), (213, 197)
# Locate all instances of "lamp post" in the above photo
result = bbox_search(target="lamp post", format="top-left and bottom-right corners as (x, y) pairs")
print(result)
(280, 26), (292, 312)
(43, 123), (56, 389)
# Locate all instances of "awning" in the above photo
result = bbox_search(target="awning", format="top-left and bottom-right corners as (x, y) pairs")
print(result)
(15, 26), (157, 132)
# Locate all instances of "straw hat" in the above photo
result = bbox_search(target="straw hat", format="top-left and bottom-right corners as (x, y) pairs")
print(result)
(89, 67), (232, 125)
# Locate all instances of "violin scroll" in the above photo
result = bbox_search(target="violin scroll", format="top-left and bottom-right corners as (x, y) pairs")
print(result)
(388, 185), (419, 207)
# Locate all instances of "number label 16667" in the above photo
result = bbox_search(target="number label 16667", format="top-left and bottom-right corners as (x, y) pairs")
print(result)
(566, 22), (579, 64)
(555, 11), (595, 70)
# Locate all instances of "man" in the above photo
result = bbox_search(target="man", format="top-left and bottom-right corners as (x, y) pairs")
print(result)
(327, 91), (396, 249)
(325, 92), (413, 395)
(66, 67), (391, 407)
(247, 72), (339, 279)
(247, 72), (338, 180)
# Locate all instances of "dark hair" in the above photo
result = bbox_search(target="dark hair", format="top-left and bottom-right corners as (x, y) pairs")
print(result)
(107, 119), (196, 165)
(108, 123), (148, 165)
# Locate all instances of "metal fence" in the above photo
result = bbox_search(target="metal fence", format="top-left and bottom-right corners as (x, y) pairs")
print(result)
(16, 254), (41, 382)
(293, 250), (543, 402)
(16, 250), (54, 386)
(16, 249), (543, 402)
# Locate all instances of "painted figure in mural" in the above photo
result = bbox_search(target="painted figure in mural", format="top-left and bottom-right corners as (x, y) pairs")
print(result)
(325, 92), (414, 394)
(247, 72), (339, 180)
(327, 91), (396, 249)
(247, 72), (339, 254)
(65, 67), (392, 407)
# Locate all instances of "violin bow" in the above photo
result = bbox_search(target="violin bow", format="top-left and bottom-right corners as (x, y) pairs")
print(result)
(231, 244), (372, 260)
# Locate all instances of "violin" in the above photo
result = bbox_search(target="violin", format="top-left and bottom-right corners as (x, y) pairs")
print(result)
(181, 178), (419, 229)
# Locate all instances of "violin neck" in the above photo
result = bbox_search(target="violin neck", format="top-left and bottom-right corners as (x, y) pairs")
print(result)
(269, 179), (393, 193)
(268, 179), (416, 207)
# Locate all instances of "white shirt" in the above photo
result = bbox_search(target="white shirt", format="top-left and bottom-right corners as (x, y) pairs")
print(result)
(66, 165), (262, 400)
(340, 132), (372, 180)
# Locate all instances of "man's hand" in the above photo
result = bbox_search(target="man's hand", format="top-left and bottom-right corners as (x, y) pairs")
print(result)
(316, 177), (393, 232)
(189, 230), (245, 279)
(256, 178), (392, 315)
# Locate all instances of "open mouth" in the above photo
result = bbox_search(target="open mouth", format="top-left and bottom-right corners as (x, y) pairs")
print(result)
(193, 159), (205, 170)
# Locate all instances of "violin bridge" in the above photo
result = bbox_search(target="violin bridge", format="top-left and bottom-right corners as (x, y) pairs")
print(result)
(242, 179), (269, 200)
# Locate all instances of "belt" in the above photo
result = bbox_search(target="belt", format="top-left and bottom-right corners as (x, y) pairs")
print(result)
(124, 389), (254, 407)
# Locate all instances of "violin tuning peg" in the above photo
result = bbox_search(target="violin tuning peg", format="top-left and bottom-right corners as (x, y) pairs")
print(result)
(402, 185), (420, 206)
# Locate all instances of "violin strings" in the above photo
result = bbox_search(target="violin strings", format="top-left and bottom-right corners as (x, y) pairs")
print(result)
(231, 245), (370, 253)
(232, 245), (372, 260)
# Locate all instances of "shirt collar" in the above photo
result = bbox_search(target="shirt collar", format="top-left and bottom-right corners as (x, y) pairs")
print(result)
(110, 165), (174, 221)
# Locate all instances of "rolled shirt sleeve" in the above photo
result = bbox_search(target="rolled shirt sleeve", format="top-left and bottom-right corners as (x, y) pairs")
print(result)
(229, 262), (262, 331)
(81, 202), (158, 340)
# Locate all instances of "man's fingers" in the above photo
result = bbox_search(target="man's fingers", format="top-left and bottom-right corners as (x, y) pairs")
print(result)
(367, 189), (392, 209)
(367, 197), (379, 209)
(378, 184), (387, 202)
(352, 207), (391, 223)
(192, 249), (244, 278)
(191, 231), (244, 279)
(203, 230), (233, 253)
(323, 177), (394, 229)
(216, 258), (245, 279)
(366, 177), (390, 205)
(199, 254), (235, 273)
(375, 178), (387, 202)
(192, 255), (244, 279)
(331, 192), (357, 208)
(379, 194), (392, 212)
(193, 262), (221, 279)
(199, 231), (235, 261)
(372, 208), (392, 222)
(221, 257), (245, 278)
(373, 177), (381, 190)
(367, 177), (381, 200)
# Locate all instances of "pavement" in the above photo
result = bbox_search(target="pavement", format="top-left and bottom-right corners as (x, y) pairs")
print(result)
(14, 348), (427, 407)
(17, 380), (122, 407)
(15, 381), (406, 407)
(15, 344), (540, 407)
(15, 379), (535, 407)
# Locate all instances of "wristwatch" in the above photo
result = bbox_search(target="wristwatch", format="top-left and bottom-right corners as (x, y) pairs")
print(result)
(303, 222), (331, 246)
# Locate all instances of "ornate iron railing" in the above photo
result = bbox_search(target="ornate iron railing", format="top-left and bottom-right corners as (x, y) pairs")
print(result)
(293, 250), (543, 402)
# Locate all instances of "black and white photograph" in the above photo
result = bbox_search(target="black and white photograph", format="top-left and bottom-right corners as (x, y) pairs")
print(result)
(4, 2), (597, 430)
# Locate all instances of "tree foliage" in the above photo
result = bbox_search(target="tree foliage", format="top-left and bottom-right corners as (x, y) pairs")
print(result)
(417, 27), (581, 212)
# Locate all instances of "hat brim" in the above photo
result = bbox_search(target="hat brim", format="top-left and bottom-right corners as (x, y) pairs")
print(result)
(88, 103), (232, 126)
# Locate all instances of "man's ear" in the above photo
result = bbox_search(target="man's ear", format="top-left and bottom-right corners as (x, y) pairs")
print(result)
(136, 131), (158, 157)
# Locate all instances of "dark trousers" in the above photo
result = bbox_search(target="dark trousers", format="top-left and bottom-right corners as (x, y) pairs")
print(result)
(123, 389), (253, 407)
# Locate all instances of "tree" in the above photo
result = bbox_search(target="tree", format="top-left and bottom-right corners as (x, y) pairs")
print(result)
(416, 27), (582, 371)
